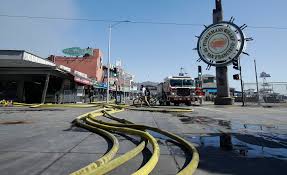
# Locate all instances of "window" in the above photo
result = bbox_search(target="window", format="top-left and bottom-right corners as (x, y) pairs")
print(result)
(170, 79), (194, 87)
(203, 77), (215, 84)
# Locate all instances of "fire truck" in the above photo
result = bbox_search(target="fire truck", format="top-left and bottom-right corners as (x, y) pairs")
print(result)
(157, 75), (202, 106)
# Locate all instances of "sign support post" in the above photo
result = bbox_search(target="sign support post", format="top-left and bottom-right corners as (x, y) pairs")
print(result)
(196, 0), (251, 106)
(213, 0), (234, 105)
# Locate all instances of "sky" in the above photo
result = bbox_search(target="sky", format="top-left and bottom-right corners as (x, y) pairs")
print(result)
(0, 0), (287, 90)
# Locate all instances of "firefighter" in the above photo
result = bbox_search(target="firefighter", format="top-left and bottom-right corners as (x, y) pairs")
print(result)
(145, 87), (151, 102)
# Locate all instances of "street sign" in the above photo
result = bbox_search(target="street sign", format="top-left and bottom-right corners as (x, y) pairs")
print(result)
(62, 47), (93, 57)
(197, 21), (246, 67)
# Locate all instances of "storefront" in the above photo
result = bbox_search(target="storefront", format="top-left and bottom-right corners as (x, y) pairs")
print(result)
(92, 81), (107, 101)
(0, 50), (92, 103)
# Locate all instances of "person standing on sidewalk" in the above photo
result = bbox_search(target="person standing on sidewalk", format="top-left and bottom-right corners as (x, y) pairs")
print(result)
(140, 85), (150, 106)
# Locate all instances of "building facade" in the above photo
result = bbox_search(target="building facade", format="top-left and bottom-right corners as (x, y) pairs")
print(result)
(48, 48), (103, 82)
(196, 74), (235, 101)
(102, 64), (136, 101)
(0, 50), (93, 103)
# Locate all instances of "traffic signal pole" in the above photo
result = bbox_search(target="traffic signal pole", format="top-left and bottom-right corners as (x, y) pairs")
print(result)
(239, 57), (245, 106)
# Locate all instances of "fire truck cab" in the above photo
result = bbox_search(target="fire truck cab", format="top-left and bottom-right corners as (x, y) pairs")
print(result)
(157, 76), (197, 106)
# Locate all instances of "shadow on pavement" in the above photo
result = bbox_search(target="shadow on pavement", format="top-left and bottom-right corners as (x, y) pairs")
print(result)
(198, 146), (287, 175)
(183, 133), (287, 175)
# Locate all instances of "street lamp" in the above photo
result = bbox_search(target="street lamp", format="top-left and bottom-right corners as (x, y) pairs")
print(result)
(123, 71), (126, 104)
(106, 20), (130, 103)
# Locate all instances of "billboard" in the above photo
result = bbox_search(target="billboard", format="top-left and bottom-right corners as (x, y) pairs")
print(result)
(62, 47), (93, 57)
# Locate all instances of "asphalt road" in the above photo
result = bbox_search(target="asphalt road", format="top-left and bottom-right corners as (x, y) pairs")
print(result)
(0, 104), (286, 175)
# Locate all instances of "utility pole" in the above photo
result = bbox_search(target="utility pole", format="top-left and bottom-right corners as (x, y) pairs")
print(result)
(106, 20), (130, 103)
(123, 71), (126, 104)
(254, 59), (260, 105)
(106, 24), (112, 103)
(213, 0), (234, 105)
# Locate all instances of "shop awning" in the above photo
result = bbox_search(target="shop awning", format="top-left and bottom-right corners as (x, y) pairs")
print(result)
(93, 82), (107, 89)
(74, 77), (92, 85)
(204, 88), (217, 93)
(0, 50), (56, 68)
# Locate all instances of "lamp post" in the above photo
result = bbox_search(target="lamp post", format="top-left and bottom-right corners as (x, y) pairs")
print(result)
(106, 20), (130, 103)
(123, 71), (126, 104)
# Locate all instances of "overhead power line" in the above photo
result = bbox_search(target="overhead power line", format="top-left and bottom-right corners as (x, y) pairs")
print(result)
(1, 14), (287, 30)
(248, 25), (287, 30)
(0, 14), (203, 26)
(0, 14), (119, 23)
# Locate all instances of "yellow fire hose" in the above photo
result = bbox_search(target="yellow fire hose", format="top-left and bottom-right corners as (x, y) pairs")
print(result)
(72, 107), (160, 175)
(72, 118), (149, 175)
(83, 117), (160, 175)
(7, 101), (198, 174)
(12, 102), (37, 107)
(30, 104), (101, 108)
(70, 106), (198, 175)
(74, 119), (120, 171)
(127, 106), (193, 113)
(71, 108), (160, 175)
(0, 100), (13, 107)
(8, 100), (193, 114)
(91, 111), (199, 175)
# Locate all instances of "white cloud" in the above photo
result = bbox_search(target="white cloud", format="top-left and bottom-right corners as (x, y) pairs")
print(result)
(0, 0), (79, 57)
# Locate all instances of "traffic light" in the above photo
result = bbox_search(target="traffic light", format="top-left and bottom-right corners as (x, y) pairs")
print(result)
(198, 66), (202, 75)
(233, 74), (240, 80)
(113, 68), (118, 77)
(233, 59), (239, 70)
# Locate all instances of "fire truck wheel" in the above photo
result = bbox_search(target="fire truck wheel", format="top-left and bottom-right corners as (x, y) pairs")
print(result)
(174, 103), (179, 106)
(166, 101), (170, 106)
(185, 101), (192, 106)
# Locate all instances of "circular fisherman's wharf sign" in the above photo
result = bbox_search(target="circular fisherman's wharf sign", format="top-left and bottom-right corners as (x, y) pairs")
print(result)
(197, 22), (245, 66)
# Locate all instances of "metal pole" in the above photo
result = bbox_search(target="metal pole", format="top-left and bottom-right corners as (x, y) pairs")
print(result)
(254, 59), (260, 105)
(106, 24), (112, 103)
(123, 72), (126, 103)
(114, 80), (118, 104)
(239, 58), (244, 106)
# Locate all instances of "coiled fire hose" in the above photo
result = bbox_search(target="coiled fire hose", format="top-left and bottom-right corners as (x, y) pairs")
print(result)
(70, 106), (199, 175)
